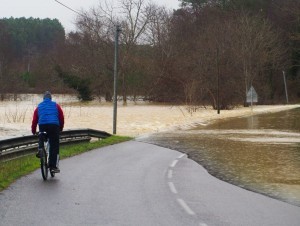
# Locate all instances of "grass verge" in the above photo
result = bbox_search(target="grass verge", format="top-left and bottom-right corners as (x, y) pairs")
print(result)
(0, 135), (132, 191)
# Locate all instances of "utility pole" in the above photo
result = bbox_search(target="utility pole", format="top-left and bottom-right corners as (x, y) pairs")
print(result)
(216, 48), (220, 114)
(282, 71), (289, 104)
(113, 25), (121, 134)
(53, 0), (122, 133)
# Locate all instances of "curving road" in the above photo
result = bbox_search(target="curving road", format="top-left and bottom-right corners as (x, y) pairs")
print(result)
(0, 141), (299, 226)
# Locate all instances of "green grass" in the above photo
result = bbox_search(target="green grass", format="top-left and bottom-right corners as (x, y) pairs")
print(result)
(0, 135), (132, 191)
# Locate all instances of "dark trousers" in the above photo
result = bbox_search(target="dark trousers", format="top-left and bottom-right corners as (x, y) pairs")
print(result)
(39, 124), (60, 168)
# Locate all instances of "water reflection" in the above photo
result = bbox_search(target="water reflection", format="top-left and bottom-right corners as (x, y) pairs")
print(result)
(139, 108), (300, 206)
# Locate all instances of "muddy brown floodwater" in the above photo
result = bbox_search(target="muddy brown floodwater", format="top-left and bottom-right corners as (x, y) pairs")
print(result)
(138, 108), (300, 207)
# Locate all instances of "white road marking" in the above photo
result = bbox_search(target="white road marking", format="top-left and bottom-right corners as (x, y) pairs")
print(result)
(177, 199), (195, 215)
(168, 182), (178, 194)
(199, 223), (208, 226)
(170, 159), (178, 168)
(168, 155), (200, 219)
(177, 154), (186, 159)
(168, 169), (173, 179)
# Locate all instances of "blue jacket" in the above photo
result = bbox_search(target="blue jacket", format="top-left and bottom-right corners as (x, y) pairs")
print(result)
(37, 98), (60, 125)
(31, 98), (64, 134)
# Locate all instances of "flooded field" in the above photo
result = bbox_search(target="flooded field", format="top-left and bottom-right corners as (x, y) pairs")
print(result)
(1, 94), (300, 206)
(138, 108), (300, 206)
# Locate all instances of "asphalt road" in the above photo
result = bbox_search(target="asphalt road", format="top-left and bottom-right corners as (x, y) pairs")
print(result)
(0, 141), (299, 226)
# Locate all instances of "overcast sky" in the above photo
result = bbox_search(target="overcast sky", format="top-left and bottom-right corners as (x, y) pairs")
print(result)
(0, 0), (181, 32)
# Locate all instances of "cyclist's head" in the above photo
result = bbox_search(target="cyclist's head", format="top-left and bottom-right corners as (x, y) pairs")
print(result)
(43, 91), (52, 100)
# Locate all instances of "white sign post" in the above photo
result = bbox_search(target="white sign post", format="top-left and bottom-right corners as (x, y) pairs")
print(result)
(246, 86), (258, 109)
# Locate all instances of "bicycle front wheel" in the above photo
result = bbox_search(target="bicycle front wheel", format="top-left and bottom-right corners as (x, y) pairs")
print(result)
(40, 149), (48, 180)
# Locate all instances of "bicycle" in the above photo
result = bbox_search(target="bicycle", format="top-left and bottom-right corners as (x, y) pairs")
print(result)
(38, 132), (55, 180)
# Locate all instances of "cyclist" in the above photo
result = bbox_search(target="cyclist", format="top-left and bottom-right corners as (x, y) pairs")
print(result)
(31, 91), (64, 173)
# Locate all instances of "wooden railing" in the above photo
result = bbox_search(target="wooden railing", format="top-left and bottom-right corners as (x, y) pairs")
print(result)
(0, 129), (111, 161)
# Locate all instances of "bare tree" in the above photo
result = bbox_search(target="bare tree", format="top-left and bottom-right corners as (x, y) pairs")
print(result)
(74, 0), (158, 104)
(117, 0), (157, 105)
(143, 6), (174, 100)
(65, 5), (117, 100)
(233, 11), (288, 103)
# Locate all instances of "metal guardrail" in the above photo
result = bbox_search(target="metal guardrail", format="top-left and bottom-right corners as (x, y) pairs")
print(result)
(0, 129), (111, 161)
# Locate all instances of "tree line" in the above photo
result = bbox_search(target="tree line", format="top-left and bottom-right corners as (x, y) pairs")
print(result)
(0, 17), (65, 99)
(0, 0), (299, 108)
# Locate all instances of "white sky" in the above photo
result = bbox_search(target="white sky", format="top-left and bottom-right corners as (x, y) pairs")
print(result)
(0, 0), (181, 32)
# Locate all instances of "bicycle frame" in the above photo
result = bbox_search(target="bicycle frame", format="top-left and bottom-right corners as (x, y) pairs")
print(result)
(38, 132), (55, 180)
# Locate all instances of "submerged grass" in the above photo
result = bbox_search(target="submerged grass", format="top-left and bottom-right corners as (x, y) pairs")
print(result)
(0, 136), (132, 191)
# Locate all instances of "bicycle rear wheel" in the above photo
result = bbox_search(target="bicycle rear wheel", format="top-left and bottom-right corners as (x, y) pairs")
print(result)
(40, 148), (48, 180)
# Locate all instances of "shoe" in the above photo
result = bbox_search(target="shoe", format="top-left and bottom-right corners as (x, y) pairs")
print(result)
(50, 167), (60, 173)
(36, 149), (43, 158)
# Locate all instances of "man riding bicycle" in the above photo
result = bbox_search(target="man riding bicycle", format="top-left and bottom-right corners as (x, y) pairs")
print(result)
(31, 91), (64, 173)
